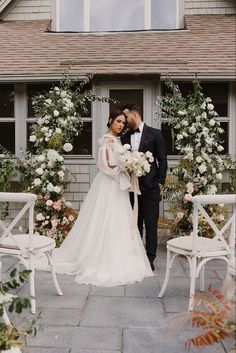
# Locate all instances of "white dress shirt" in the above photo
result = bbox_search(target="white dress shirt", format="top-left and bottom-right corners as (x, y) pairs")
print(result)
(131, 122), (144, 151)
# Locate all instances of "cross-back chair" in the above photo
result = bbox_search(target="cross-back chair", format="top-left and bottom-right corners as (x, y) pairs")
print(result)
(158, 194), (236, 311)
(0, 192), (63, 314)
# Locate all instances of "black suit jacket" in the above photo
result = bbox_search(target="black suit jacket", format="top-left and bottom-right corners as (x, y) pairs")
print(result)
(121, 124), (168, 193)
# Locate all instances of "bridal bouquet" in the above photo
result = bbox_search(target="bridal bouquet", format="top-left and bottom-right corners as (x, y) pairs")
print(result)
(119, 144), (154, 177)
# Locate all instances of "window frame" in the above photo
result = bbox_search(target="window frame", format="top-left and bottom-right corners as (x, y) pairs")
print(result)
(0, 83), (15, 154)
(55, 0), (184, 32)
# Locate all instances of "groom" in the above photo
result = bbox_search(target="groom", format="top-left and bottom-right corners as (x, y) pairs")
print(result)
(121, 104), (167, 271)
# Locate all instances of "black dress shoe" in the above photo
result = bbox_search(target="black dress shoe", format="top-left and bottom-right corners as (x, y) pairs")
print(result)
(150, 263), (155, 271)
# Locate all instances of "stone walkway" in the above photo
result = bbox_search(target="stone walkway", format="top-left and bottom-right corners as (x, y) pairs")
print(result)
(3, 246), (234, 353)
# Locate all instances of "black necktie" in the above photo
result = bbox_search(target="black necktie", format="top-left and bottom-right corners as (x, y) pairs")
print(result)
(130, 128), (140, 135)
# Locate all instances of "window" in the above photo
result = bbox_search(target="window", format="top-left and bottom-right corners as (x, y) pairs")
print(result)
(0, 85), (15, 154)
(160, 82), (229, 156)
(27, 83), (93, 157)
(57, 0), (180, 32)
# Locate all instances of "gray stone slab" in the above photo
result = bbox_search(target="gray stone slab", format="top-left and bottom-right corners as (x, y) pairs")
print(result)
(71, 351), (121, 353)
(27, 326), (121, 350)
(80, 296), (165, 328)
(25, 348), (70, 353)
(90, 285), (125, 297)
(18, 282), (88, 309)
(37, 308), (82, 326)
(123, 328), (226, 353)
(155, 254), (187, 278)
(125, 275), (161, 297)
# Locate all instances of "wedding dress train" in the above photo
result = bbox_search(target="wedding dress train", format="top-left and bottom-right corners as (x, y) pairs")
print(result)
(54, 134), (153, 286)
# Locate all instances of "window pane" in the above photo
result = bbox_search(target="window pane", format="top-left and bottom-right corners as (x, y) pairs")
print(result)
(109, 89), (143, 117)
(67, 121), (92, 155)
(152, 0), (177, 29)
(58, 0), (84, 31)
(0, 85), (14, 118)
(27, 83), (53, 118)
(90, 0), (144, 31)
(161, 123), (177, 155)
(0, 122), (15, 154)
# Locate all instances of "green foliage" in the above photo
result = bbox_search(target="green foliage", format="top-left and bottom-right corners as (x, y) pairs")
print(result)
(158, 79), (236, 237)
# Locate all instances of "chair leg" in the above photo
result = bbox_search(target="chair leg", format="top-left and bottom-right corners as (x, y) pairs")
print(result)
(46, 251), (63, 296)
(199, 265), (205, 292)
(189, 256), (197, 312)
(158, 249), (171, 298)
(29, 257), (36, 314)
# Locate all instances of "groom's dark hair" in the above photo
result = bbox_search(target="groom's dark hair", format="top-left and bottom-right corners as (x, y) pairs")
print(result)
(122, 104), (143, 118)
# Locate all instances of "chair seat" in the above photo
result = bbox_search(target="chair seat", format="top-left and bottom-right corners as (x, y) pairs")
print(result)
(0, 234), (55, 252)
(168, 235), (227, 253)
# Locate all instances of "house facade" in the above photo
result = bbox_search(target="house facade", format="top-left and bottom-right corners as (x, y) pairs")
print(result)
(0, 0), (235, 215)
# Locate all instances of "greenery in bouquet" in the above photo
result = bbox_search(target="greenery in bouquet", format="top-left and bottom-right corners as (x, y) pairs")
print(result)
(0, 268), (40, 352)
(16, 75), (110, 246)
(158, 79), (236, 237)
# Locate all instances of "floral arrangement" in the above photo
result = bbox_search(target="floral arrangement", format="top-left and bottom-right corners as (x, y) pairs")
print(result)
(0, 152), (15, 220)
(158, 79), (236, 237)
(16, 76), (110, 246)
(119, 144), (154, 177)
(0, 268), (40, 352)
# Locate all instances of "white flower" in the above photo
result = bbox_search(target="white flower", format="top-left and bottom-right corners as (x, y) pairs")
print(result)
(36, 213), (45, 221)
(195, 115), (201, 122)
(37, 154), (45, 162)
(29, 135), (37, 142)
(207, 185), (217, 195)
(58, 118), (67, 127)
(201, 102), (206, 109)
(207, 103), (214, 111)
(51, 219), (58, 227)
(58, 170), (65, 179)
(58, 155), (64, 162)
(181, 120), (188, 126)
(35, 167), (44, 176)
(189, 126), (196, 134)
(123, 144), (131, 151)
(65, 201), (72, 208)
(46, 200), (53, 206)
(63, 143), (73, 152)
(68, 215), (74, 221)
(145, 151), (153, 159)
(60, 90), (67, 98)
(176, 134), (183, 140)
(183, 193), (192, 202)
(33, 178), (42, 186)
(186, 182), (194, 194)
(198, 164), (207, 174)
(218, 127), (224, 134)
(201, 112), (207, 119)
(47, 182), (54, 192)
(216, 173), (222, 180)
(196, 156), (202, 163)
(178, 110), (186, 116)
(53, 186), (61, 193)
(212, 167), (216, 174)
(209, 119), (216, 126)
(41, 126), (48, 133)
(63, 106), (70, 112)
(55, 128), (62, 134)
(217, 145), (224, 152)
(53, 110), (59, 117)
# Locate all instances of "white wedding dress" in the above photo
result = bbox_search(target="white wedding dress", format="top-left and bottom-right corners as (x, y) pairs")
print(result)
(54, 134), (153, 286)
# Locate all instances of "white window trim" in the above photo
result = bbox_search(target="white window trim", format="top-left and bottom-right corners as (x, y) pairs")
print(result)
(55, 0), (181, 32)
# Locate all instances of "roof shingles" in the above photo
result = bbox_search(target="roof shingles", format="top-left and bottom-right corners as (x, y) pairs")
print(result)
(0, 14), (235, 78)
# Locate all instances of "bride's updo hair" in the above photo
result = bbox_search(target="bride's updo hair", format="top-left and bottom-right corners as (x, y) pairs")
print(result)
(107, 109), (124, 128)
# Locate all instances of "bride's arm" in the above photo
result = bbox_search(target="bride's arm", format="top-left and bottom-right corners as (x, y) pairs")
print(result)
(97, 138), (120, 176)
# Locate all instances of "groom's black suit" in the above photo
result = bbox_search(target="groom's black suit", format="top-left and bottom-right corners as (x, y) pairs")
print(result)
(121, 124), (167, 265)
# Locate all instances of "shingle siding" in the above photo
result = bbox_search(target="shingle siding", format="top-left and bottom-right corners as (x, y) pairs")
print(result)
(185, 0), (236, 14)
(4, 0), (51, 20)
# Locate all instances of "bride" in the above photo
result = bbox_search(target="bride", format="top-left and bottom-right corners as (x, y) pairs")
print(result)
(54, 110), (153, 286)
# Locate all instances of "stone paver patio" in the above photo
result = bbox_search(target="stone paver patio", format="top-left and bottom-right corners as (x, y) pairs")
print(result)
(2, 246), (234, 353)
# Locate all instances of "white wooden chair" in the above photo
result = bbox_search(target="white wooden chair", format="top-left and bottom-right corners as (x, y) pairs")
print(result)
(158, 194), (236, 311)
(0, 192), (63, 314)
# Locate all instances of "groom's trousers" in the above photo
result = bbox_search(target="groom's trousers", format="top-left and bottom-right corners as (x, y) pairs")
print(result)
(130, 188), (160, 263)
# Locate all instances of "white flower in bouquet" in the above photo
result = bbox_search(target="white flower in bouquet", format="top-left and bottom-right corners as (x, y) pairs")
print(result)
(63, 143), (73, 152)
(35, 167), (44, 176)
(29, 135), (37, 142)
(119, 148), (153, 177)
(123, 144), (131, 151)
